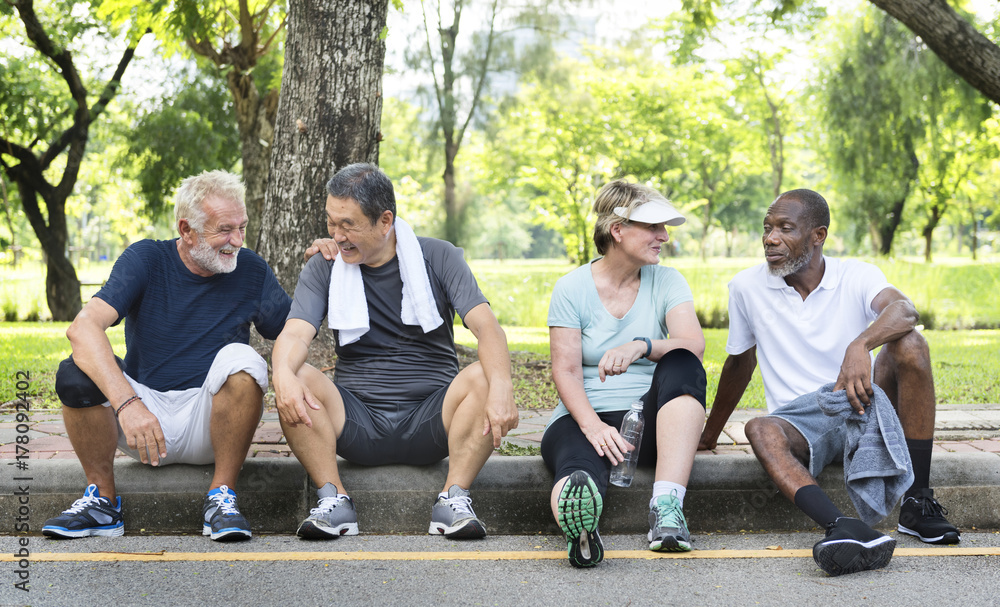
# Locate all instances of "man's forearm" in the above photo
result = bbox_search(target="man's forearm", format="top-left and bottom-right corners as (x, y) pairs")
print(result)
(67, 319), (134, 409)
(703, 350), (757, 440)
(856, 299), (919, 352)
(475, 320), (513, 389)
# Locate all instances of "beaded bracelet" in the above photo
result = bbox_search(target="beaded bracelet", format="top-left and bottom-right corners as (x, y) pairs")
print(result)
(115, 395), (141, 419)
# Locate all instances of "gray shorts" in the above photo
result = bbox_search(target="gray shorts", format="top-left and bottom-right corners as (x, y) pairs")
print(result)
(335, 384), (450, 466)
(768, 396), (846, 478)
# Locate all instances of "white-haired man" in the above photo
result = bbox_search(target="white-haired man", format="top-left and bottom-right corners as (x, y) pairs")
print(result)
(42, 171), (291, 541)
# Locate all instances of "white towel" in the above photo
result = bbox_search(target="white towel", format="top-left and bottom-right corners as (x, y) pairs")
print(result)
(327, 217), (443, 346)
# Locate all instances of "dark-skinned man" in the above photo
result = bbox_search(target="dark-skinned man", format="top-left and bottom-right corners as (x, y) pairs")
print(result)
(699, 189), (959, 576)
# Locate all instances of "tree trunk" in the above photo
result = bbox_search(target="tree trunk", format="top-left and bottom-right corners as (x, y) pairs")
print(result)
(876, 196), (906, 256)
(923, 204), (944, 263)
(17, 180), (81, 320)
(229, 71), (280, 251)
(257, 0), (387, 295)
(443, 141), (461, 244)
(870, 0), (1000, 105)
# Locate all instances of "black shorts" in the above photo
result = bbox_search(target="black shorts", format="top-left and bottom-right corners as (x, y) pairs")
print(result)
(335, 383), (451, 466)
(541, 348), (707, 497)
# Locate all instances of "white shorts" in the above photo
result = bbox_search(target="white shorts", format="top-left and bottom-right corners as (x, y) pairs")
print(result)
(108, 343), (268, 466)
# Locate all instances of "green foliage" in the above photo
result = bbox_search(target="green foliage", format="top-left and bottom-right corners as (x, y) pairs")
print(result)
(818, 8), (924, 255)
(118, 67), (242, 218)
(0, 322), (125, 409)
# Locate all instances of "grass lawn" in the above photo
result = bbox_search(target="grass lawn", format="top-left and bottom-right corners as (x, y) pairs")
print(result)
(4, 322), (997, 411)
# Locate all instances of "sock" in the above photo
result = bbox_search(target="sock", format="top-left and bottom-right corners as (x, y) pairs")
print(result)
(650, 481), (686, 509)
(438, 491), (449, 500)
(906, 438), (933, 497)
(793, 485), (844, 528)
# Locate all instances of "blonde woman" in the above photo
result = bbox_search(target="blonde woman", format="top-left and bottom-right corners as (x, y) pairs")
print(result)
(542, 179), (707, 568)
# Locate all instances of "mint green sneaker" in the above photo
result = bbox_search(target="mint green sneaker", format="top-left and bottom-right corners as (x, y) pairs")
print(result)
(648, 491), (691, 552)
(558, 470), (604, 568)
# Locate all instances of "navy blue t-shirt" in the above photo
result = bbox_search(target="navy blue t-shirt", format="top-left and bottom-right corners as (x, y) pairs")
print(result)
(95, 239), (291, 391)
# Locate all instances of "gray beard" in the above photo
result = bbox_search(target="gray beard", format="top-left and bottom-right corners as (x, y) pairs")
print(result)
(190, 238), (238, 274)
(768, 248), (812, 278)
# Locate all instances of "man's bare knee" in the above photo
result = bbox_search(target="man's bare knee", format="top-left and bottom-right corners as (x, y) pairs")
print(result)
(746, 417), (808, 463)
(744, 416), (778, 446)
(218, 371), (263, 404)
(457, 361), (489, 402)
(887, 330), (932, 374)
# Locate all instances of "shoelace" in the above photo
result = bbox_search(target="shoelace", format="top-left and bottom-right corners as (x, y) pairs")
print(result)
(442, 495), (475, 515)
(311, 495), (350, 515)
(656, 499), (686, 529)
(210, 489), (240, 516)
(915, 496), (949, 520)
(63, 494), (107, 515)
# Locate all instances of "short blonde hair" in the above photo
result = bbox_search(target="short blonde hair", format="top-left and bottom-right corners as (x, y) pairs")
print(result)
(173, 170), (245, 232)
(592, 179), (670, 255)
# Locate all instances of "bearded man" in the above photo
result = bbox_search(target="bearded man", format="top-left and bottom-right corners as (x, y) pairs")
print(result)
(42, 171), (291, 542)
(699, 189), (959, 576)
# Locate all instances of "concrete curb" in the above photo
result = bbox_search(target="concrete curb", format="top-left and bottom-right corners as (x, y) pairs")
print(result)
(5, 452), (999, 536)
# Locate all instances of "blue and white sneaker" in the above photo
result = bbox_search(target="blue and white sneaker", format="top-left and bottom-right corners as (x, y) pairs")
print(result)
(42, 484), (124, 539)
(202, 485), (252, 541)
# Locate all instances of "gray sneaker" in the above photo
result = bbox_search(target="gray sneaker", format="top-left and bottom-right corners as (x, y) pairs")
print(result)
(428, 485), (486, 539)
(296, 484), (360, 540)
(648, 491), (692, 552)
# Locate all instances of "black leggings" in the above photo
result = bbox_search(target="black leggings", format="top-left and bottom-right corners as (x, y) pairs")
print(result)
(541, 348), (707, 497)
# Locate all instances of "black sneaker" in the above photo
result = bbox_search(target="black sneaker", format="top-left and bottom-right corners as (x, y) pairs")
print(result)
(42, 484), (124, 539)
(202, 485), (251, 541)
(897, 488), (961, 544)
(812, 517), (895, 576)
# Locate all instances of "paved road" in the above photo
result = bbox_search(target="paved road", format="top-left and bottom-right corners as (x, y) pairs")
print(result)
(3, 531), (999, 606)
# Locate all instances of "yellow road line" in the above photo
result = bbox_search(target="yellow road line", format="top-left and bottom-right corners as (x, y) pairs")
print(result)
(2, 547), (998, 563)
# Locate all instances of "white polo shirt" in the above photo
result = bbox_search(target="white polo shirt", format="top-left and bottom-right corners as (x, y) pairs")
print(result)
(726, 257), (892, 412)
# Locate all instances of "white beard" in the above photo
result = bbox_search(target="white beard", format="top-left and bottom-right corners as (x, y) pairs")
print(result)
(190, 238), (239, 274)
(768, 248), (812, 278)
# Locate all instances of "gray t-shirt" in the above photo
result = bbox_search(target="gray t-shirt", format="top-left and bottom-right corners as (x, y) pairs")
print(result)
(288, 236), (488, 405)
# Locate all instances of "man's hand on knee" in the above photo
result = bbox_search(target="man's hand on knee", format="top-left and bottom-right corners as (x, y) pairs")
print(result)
(274, 375), (321, 428)
(118, 401), (167, 466)
(834, 340), (874, 414)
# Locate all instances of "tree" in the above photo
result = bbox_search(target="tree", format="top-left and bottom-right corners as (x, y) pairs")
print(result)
(410, 0), (501, 245)
(869, 0), (1000, 106)
(0, 0), (142, 320)
(500, 65), (618, 265)
(681, 1), (1000, 107)
(818, 9), (922, 256)
(257, 0), (388, 294)
(911, 50), (994, 262)
(119, 66), (243, 219)
(100, 0), (286, 249)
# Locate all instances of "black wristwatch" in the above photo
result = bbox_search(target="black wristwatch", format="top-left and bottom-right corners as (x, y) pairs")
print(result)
(633, 336), (652, 358)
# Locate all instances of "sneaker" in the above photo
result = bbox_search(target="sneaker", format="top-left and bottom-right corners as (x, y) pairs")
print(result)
(813, 517), (896, 576)
(557, 470), (604, 568)
(297, 485), (360, 539)
(429, 485), (487, 539)
(897, 488), (960, 544)
(648, 491), (692, 552)
(202, 485), (251, 542)
(42, 484), (124, 539)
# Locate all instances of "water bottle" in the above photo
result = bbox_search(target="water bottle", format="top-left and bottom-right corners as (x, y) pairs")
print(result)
(609, 400), (644, 487)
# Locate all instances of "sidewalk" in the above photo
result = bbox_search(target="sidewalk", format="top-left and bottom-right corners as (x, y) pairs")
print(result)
(5, 403), (999, 461)
(3, 404), (999, 535)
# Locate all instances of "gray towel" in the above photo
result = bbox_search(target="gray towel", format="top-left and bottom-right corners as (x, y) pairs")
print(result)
(816, 382), (914, 526)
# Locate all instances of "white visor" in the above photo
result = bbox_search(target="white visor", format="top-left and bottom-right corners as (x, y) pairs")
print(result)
(613, 199), (685, 226)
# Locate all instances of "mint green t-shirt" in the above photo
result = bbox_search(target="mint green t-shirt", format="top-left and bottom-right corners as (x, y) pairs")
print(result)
(546, 260), (694, 426)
